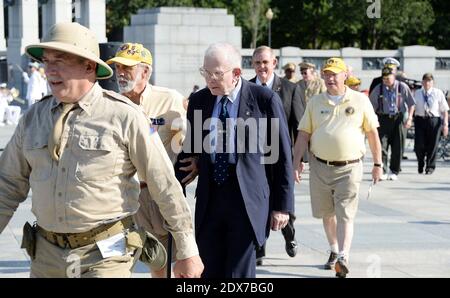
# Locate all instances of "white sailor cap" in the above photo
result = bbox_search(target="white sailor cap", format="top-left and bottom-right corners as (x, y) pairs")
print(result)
(382, 57), (400, 67)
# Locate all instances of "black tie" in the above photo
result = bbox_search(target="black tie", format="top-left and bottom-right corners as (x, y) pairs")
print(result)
(213, 96), (230, 185)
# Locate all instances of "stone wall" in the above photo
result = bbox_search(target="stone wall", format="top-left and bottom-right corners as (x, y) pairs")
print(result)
(125, 7), (241, 97)
(247, 45), (450, 93)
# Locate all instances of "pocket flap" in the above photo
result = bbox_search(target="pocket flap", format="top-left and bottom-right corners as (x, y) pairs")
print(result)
(24, 134), (49, 149)
(78, 134), (114, 151)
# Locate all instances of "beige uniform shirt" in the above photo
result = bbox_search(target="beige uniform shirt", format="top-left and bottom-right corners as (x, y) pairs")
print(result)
(298, 87), (379, 161)
(297, 78), (327, 103)
(139, 84), (186, 164)
(0, 83), (198, 260)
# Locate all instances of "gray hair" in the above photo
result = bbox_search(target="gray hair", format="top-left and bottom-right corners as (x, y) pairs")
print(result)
(252, 46), (275, 60)
(138, 62), (152, 82)
(204, 43), (242, 69)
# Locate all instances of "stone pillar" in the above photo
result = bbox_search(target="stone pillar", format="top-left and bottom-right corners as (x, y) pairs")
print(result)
(41, 0), (72, 37)
(125, 7), (242, 97)
(401, 45), (437, 81)
(7, 0), (40, 91)
(0, 0), (6, 51)
(76, 0), (107, 43)
(341, 47), (363, 73)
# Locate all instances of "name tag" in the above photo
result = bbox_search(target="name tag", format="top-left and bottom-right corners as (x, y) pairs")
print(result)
(96, 233), (126, 258)
(150, 118), (165, 126)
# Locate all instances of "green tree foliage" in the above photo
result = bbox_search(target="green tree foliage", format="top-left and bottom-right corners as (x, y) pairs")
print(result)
(105, 0), (447, 49)
(363, 0), (435, 49)
(427, 0), (450, 49)
(106, 0), (270, 47)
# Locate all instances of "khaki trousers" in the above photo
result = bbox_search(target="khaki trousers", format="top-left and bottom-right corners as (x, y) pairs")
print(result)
(30, 232), (140, 278)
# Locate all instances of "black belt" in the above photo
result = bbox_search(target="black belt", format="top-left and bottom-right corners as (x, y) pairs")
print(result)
(315, 156), (362, 167)
(415, 115), (439, 119)
(379, 113), (401, 119)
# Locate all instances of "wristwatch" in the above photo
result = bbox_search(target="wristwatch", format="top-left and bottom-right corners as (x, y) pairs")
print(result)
(373, 163), (382, 168)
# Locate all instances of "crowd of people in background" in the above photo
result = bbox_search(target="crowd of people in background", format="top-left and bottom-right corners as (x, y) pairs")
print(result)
(282, 58), (450, 177)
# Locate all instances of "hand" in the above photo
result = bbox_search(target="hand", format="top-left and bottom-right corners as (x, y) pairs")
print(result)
(179, 157), (199, 185)
(294, 162), (305, 183)
(173, 255), (204, 278)
(270, 211), (289, 231)
(404, 118), (413, 129)
(372, 165), (383, 184)
(443, 125), (448, 137)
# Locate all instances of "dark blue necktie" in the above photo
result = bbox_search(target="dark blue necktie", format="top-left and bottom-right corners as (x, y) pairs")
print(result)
(213, 96), (230, 185)
(424, 92), (431, 116)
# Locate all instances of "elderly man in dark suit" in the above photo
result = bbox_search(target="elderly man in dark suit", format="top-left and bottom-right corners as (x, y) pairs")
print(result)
(179, 43), (294, 278)
(249, 46), (303, 265)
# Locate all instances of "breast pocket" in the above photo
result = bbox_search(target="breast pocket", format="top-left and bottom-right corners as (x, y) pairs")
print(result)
(23, 134), (53, 182)
(74, 133), (118, 182)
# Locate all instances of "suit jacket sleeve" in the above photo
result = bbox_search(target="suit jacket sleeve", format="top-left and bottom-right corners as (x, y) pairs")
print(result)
(290, 84), (304, 143)
(268, 92), (295, 213)
(175, 93), (200, 186)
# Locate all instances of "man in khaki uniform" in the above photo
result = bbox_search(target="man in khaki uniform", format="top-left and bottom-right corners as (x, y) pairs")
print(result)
(106, 43), (186, 277)
(0, 22), (203, 278)
(297, 62), (327, 104)
(293, 58), (382, 278)
(283, 63), (298, 83)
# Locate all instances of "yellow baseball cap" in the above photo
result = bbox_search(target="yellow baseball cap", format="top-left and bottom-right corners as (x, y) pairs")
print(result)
(322, 57), (347, 74)
(106, 43), (152, 66)
(345, 75), (361, 86)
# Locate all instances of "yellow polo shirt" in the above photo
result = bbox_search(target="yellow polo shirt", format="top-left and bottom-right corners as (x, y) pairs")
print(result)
(298, 87), (379, 161)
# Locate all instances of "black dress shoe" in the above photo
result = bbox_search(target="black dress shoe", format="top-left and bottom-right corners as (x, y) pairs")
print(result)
(324, 251), (338, 270)
(256, 258), (263, 266)
(418, 161), (424, 174)
(425, 168), (435, 175)
(285, 240), (298, 257)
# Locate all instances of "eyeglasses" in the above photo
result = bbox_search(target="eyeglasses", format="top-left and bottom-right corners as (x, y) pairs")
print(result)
(199, 67), (233, 80)
(301, 71), (308, 75)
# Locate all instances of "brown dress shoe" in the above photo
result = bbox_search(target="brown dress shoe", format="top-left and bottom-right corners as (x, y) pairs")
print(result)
(335, 257), (349, 278)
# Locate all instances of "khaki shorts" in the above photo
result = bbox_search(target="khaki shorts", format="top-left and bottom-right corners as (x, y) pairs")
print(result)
(309, 155), (363, 222)
(134, 187), (177, 262)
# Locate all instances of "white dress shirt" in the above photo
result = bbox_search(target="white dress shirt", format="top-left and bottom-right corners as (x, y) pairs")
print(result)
(414, 87), (449, 117)
(256, 73), (275, 90)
